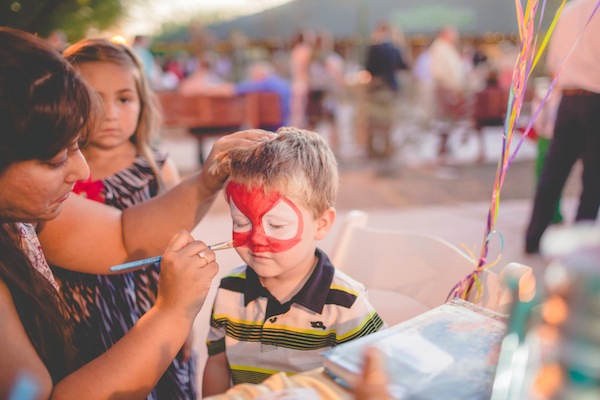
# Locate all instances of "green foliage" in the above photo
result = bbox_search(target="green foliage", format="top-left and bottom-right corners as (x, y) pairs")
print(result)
(0, 0), (127, 41)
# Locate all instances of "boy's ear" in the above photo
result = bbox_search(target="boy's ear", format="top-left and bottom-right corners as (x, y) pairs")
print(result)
(315, 207), (336, 240)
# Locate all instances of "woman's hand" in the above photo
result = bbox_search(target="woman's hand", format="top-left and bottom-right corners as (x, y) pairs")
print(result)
(156, 230), (218, 321)
(201, 129), (275, 190)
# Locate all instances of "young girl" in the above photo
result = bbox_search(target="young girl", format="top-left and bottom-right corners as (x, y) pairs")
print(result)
(51, 38), (194, 399)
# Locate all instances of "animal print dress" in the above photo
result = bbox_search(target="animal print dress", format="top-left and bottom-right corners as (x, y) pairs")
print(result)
(52, 150), (196, 400)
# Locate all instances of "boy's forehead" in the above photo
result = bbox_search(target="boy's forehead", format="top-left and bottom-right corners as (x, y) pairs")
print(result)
(226, 180), (288, 198)
(226, 181), (309, 214)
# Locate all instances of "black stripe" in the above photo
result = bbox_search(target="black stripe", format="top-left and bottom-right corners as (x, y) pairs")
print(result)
(231, 369), (272, 385)
(220, 275), (246, 293)
(325, 288), (357, 308)
(213, 313), (385, 350)
(338, 314), (385, 345)
(207, 337), (225, 356)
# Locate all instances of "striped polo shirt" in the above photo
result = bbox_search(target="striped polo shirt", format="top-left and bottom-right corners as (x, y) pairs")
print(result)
(206, 248), (385, 385)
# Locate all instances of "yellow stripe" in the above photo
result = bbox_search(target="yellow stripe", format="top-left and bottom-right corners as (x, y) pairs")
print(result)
(226, 271), (246, 279)
(330, 284), (358, 297)
(230, 364), (280, 375)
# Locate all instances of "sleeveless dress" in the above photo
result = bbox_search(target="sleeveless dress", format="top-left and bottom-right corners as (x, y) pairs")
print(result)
(52, 150), (196, 400)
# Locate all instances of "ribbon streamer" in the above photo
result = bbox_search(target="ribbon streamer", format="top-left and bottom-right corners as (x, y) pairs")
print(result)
(447, 0), (579, 302)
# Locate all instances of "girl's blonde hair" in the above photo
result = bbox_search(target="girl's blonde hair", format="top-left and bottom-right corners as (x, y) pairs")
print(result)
(64, 38), (166, 190)
(227, 127), (338, 218)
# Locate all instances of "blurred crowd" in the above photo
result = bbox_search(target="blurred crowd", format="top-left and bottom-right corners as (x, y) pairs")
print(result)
(56, 24), (537, 166)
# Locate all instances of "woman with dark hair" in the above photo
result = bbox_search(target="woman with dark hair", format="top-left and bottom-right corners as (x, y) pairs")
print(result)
(0, 27), (268, 399)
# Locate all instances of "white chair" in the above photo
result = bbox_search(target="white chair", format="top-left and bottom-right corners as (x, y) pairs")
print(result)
(329, 210), (532, 326)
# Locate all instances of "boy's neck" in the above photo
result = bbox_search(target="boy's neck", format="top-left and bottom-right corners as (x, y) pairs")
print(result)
(259, 254), (319, 304)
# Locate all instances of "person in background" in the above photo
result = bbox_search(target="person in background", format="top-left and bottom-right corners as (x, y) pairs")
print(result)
(289, 30), (315, 128)
(306, 31), (346, 155)
(429, 26), (466, 98)
(132, 34), (161, 89)
(178, 54), (227, 96)
(364, 22), (408, 161)
(525, 0), (600, 254)
(50, 38), (197, 400)
(180, 60), (291, 128)
(428, 25), (468, 160)
(412, 45), (435, 125)
(0, 27), (271, 399)
(531, 76), (564, 226)
(234, 61), (291, 128)
(202, 127), (385, 395)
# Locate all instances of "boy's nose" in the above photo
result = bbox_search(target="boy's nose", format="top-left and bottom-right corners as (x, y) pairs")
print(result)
(249, 228), (269, 247)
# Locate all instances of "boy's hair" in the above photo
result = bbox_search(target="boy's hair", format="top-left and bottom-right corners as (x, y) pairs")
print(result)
(228, 127), (338, 218)
(63, 38), (166, 189)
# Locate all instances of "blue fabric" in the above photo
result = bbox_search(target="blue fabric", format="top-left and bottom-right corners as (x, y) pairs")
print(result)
(365, 41), (407, 91)
(235, 75), (292, 126)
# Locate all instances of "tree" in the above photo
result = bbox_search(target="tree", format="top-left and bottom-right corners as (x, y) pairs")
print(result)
(0, 0), (131, 40)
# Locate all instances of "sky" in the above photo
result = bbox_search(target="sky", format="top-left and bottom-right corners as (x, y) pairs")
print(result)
(121, 0), (292, 36)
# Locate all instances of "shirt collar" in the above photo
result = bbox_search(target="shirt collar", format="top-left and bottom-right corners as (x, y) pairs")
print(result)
(243, 248), (334, 314)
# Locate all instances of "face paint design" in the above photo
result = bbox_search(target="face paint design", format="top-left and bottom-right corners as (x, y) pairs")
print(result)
(226, 181), (303, 253)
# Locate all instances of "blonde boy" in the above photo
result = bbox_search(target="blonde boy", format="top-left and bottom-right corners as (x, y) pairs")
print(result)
(203, 127), (385, 395)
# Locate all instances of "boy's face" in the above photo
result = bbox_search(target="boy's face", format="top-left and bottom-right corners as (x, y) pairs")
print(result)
(226, 181), (333, 283)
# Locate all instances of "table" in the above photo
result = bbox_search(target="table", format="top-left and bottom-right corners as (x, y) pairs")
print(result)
(204, 299), (508, 400)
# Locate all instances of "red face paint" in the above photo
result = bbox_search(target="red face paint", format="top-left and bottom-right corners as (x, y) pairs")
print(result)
(226, 181), (303, 253)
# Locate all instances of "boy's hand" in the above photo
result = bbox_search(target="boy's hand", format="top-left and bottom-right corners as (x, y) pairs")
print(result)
(354, 347), (393, 400)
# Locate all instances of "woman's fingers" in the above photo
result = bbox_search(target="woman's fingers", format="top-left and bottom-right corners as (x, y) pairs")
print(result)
(157, 231), (219, 320)
(211, 129), (273, 155)
(202, 129), (275, 184)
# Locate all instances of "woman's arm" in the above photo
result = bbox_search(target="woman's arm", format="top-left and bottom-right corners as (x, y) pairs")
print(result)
(0, 280), (54, 399)
(55, 231), (218, 399)
(39, 130), (271, 274)
(1, 231), (217, 400)
(161, 156), (181, 190)
(203, 352), (232, 396)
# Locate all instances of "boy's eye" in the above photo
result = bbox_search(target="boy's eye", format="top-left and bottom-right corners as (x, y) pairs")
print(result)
(263, 217), (298, 239)
(232, 215), (252, 232)
(267, 223), (286, 230)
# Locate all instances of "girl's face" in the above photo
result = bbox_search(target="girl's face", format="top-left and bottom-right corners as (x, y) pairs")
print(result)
(77, 61), (141, 150)
(0, 140), (89, 222)
(226, 181), (333, 283)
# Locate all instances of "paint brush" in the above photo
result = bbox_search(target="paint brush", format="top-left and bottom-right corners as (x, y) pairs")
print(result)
(109, 239), (234, 272)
